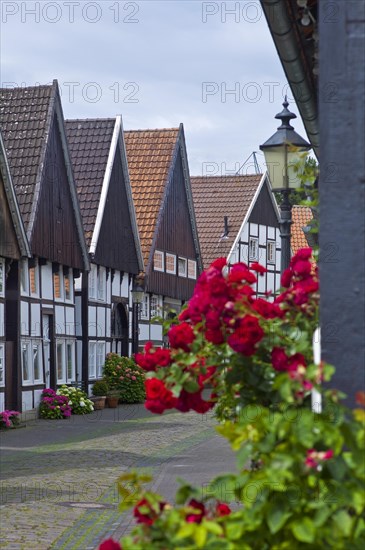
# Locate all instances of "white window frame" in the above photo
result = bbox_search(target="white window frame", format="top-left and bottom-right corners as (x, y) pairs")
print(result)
(29, 260), (40, 297)
(89, 341), (97, 379)
(96, 342), (105, 378)
(21, 339), (44, 386)
(97, 266), (106, 302)
(150, 295), (162, 319)
(178, 257), (187, 277)
(165, 253), (176, 275)
(0, 258), (5, 298)
(54, 266), (64, 301)
(267, 241), (276, 264)
(56, 339), (66, 384)
(89, 264), (97, 300)
(0, 344), (4, 386)
(66, 340), (76, 383)
(139, 294), (150, 321)
(188, 259), (197, 280)
(153, 250), (164, 272)
(20, 259), (29, 296)
(249, 237), (259, 261)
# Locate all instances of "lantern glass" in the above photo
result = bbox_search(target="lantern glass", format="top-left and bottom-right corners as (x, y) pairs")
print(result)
(264, 145), (307, 190)
(131, 286), (144, 304)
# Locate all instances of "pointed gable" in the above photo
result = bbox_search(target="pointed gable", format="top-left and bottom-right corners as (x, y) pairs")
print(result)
(0, 81), (89, 270)
(0, 131), (30, 259)
(124, 128), (179, 269)
(191, 175), (262, 269)
(66, 117), (142, 274)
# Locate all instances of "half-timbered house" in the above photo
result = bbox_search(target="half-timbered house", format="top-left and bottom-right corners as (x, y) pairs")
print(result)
(65, 117), (143, 389)
(0, 131), (31, 412)
(191, 174), (281, 297)
(124, 125), (202, 347)
(0, 81), (90, 412)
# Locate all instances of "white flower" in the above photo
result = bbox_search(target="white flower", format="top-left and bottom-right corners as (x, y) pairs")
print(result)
(80, 401), (85, 407)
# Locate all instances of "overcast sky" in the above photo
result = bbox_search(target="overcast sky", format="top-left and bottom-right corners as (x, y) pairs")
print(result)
(1, 0), (309, 175)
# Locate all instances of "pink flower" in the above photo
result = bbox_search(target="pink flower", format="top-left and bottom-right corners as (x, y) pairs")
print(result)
(98, 539), (122, 550)
(305, 449), (334, 469)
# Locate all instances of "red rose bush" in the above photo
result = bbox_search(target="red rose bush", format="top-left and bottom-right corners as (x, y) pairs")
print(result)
(98, 249), (364, 549)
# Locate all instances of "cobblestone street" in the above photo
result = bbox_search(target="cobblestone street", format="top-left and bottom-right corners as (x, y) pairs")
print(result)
(0, 405), (235, 549)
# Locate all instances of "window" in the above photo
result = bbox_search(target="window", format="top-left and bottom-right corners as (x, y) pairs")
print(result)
(0, 344), (4, 386)
(21, 340), (43, 385)
(64, 268), (72, 301)
(66, 341), (75, 381)
(89, 265), (97, 299)
(97, 267), (106, 301)
(20, 259), (29, 295)
(0, 259), (5, 297)
(89, 342), (96, 379)
(56, 339), (75, 383)
(165, 253), (176, 274)
(267, 241), (276, 264)
(29, 261), (39, 296)
(178, 257), (187, 277)
(188, 259), (197, 280)
(151, 295), (162, 319)
(249, 238), (259, 261)
(153, 250), (164, 272)
(139, 294), (150, 320)
(96, 342), (105, 378)
(53, 265), (63, 300)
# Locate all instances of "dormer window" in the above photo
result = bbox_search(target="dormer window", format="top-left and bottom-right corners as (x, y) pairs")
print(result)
(178, 257), (187, 277)
(249, 238), (259, 261)
(267, 241), (276, 264)
(166, 253), (176, 274)
(188, 259), (197, 280)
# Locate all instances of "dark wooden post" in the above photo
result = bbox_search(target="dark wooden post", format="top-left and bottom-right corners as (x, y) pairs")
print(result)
(319, 1), (365, 405)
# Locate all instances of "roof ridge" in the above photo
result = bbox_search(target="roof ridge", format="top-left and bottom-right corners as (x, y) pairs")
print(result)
(65, 117), (116, 123)
(0, 83), (54, 92)
(191, 174), (263, 179)
(125, 127), (179, 133)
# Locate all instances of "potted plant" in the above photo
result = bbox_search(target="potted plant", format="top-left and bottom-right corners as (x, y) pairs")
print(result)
(91, 380), (108, 410)
(106, 387), (120, 408)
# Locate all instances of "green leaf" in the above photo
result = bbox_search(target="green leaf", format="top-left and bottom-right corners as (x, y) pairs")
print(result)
(225, 520), (244, 540)
(313, 506), (332, 527)
(332, 510), (353, 537)
(291, 517), (316, 543)
(204, 521), (224, 536)
(175, 522), (195, 539)
(266, 500), (292, 534)
(194, 524), (207, 548)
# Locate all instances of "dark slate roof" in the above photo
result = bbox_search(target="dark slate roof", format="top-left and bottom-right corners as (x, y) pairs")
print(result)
(65, 118), (115, 247)
(124, 128), (179, 267)
(190, 175), (263, 269)
(0, 83), (54, 230)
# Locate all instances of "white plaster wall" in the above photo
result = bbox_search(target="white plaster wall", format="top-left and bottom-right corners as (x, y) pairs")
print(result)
(55, 305), (65, 335)
(88, 306), (97, 337)
(97, 307), (106, 337)
(106, 308), (111, 339)
(268, 226), (276, 240)
(41, 262), (53, 300)
(30, 303), (41, 337)
(121, 272), (129, 297)
(150, 324), (163, 341)
(259, 224), (266, 245)
(21, 301), (29, 336)
(76, 341), (82, 381)
(0, 393), (4, 412)
(75, 296), (82, 337)
(74, 273), (82, 291)
(112, 270), (120, 296)
(21, 391), (33, 412)
(139, 323), (149, 342)
(0, 303), (4, 337)
(250, 223), (258, 237)
(266, 272), (275, 295)
(34, 389), (43, 408)
(65, 307), (75, 336)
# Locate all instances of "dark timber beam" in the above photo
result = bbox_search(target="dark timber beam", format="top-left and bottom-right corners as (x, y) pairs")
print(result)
(319, 1), (365, 406)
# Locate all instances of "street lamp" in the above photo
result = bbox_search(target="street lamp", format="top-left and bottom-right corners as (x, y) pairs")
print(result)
(131, 278), (144, 354)
(260, 97), (311, 272)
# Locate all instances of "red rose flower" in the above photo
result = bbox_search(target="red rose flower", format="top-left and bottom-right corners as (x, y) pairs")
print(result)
(291, 247), (312, 264)
(216, 502), (231, 516)
(168, 322), (195, 351)
(133, 498), (167, 526)
(251, 298), (283, 319)
(98, 539), (122, 550)
(186, 499), (206, 523)
(228, 263), (257, 284)
(250, 262), (267, 274)
(281, 268), (293, 288)
(292, 260), (311, 276)
(210, 257), (227, 270)
(271, 347), (288, 371)
(135, 342), (172, 372)
(144, 379), (177, 414)
(227, 315), (264, 355)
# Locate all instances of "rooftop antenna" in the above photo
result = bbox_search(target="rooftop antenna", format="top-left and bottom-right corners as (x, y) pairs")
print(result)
(236, 151), (261, 175)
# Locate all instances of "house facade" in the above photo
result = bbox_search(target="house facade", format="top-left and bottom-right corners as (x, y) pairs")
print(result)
(66, 116), (143, 390)
(0, 81), (89, 412)
(124, 125), (202, 347)
(0, 131), (31, 412)
(191, 174), (282, 297)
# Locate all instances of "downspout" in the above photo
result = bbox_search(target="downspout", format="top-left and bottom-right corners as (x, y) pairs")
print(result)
(260, 0), (319, 155)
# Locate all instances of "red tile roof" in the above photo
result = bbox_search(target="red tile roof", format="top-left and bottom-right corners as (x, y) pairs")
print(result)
(291, 205), (313, 254)
(124, 128), (179, 267)
(191, 175), (263, 269)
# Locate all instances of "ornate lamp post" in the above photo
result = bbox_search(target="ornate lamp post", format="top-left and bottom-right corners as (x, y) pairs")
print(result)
(131, 278), (144, 354)
(260, 97), (312, 272)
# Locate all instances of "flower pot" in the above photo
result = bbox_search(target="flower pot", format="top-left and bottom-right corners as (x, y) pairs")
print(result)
(91, 396), (106, 410)
(106, 396), (119, 408)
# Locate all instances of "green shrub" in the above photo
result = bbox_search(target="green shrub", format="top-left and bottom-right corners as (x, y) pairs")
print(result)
(103, 353), (146, 404)
(92, 379), (109, 396)
(57, 385), (94, 415)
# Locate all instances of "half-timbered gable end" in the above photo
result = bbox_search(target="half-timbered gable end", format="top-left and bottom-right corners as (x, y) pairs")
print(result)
(191, 174), (281, 298)
(0, 132), (30, 412)
(125, 125), (201, 346)
(0, 81), (89, 412)
(66, 117), (143, 386)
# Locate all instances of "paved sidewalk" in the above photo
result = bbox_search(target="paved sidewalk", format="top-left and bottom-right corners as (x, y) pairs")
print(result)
(0, 404), (236, 549)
